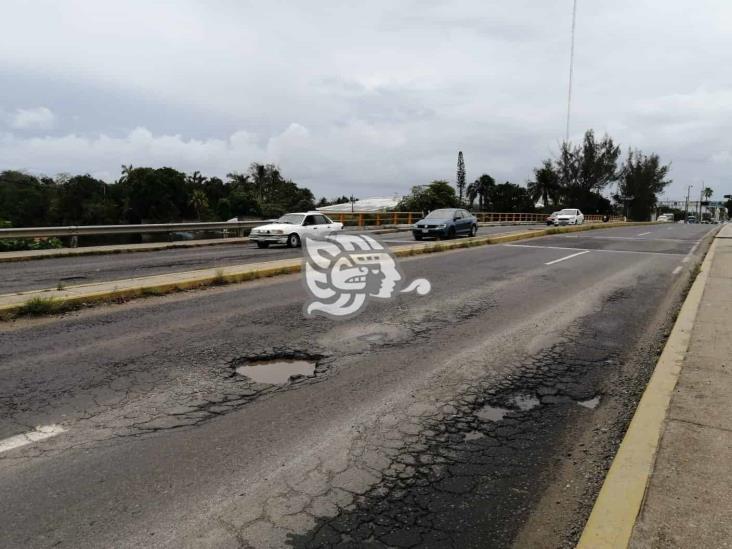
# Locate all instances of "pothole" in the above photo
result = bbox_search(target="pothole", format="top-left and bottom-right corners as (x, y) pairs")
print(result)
(577, 395), (601, 409)
(235, 359), (316, 385)
(510, 393), (541, 411)
(476, 405), (511, 422)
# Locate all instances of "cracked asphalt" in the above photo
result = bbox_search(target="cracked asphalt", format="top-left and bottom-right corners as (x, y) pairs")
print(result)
(0, 224), (546, 294)
(0, 223), (716, 548)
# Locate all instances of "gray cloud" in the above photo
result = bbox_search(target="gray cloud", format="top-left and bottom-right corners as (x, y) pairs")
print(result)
(1, 0), (731, 200)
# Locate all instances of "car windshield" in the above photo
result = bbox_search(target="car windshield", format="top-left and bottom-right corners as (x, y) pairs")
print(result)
(559, 209), (576, 214)
(276, 214), (305, 225)
(425, 209), (455, 219)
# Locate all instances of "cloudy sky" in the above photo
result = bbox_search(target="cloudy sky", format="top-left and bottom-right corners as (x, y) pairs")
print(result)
(2, 0), (731, 201)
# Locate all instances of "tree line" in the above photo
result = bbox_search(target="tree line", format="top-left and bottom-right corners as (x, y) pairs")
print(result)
(0, 163), (345, 228)
(400, 129), (684, 221)
(1, 128), (723, 229)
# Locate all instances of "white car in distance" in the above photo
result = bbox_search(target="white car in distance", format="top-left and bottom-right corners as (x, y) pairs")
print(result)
(554, 208), (584, 226)
(249, 212), (344, 248)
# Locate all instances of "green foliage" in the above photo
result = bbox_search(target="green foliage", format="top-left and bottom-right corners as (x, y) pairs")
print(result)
(486, 182), (535, 212)
(528, 160), (560, 210)
(0, 163), (315, 228)
(456, 151), (466, 204)
(466, 174), (495, 211)
(398, 181), (458, 212)
(614, 149), (672, 221)
(17, 296), (61, 316)
(0, 237), (63, 252)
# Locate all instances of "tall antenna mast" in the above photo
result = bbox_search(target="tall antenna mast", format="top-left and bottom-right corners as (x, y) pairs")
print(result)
(565, 0), (578, 142)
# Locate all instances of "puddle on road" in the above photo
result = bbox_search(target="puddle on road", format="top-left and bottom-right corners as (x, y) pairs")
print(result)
(577, 396), (601, 409)
(476, 405), (511, 422)
(235, 359), (316, 385)
(510, 394), (541, 411)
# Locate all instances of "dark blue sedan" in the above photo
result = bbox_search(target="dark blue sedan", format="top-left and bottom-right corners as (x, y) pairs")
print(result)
(412, 208), (478, 240)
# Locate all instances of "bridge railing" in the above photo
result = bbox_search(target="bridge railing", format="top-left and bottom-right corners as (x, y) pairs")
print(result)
(0, 213), (625, 241)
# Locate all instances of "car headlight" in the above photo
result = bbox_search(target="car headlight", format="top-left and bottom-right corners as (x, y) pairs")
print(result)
(251, 229), (260, 235)
(270, 230), (284, 235)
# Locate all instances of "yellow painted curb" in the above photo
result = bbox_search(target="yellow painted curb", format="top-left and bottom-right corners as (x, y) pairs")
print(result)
(576, 230), (719, 549)
(0, 222), (652, 318)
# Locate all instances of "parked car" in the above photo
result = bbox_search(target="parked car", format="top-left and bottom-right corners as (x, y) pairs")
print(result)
(553, 208), (584, 226)
(412, 208), (478, 240)
(686, 215), (698, 224)
(657, 213), (674, 222)
(249, 212), (343, 248)
(546, 211), (560, 225)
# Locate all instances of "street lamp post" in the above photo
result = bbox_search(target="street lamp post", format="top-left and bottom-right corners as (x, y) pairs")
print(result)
(685, 185), (693, 223)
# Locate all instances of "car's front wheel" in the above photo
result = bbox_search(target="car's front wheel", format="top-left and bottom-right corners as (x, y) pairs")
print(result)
(447, 227), (456, 239)
(256, 241), (270, 249)
(287, 233), (301, 248)
(470, 224), (478, 237)
(413, 233), (423, 241)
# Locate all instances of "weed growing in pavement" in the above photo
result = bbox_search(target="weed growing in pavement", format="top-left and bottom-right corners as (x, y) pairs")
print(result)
(211, 268), (227, 286)
(18, 296), (61, 316)
(56, 282), (65, 291)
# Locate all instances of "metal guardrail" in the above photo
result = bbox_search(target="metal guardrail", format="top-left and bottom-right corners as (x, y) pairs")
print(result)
(0, 221), (260, 239)
(0, 213), (625, 241)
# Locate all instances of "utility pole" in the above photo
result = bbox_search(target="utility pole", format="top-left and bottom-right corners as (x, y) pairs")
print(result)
(698, 185), (704, 220)
(685, 184), (693, 223)
(565, 0), (578, 142)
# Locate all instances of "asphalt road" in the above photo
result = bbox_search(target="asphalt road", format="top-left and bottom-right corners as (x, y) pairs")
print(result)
(0, 224), (547, 294)
(0, 223), (716, 548)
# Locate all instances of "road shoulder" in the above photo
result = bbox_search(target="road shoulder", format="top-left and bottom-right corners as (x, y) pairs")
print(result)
(577, 224), (731, 548)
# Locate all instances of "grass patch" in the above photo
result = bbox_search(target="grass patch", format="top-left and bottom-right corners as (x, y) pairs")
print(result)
(17, 296), (62, 316)
(210, 268), (227, 286)
(140, 286), (166, 297)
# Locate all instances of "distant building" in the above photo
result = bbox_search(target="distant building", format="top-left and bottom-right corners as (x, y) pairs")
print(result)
(316, 196), (401, 213)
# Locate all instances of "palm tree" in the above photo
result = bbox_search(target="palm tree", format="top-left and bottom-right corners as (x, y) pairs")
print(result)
(471, 174), (495, 211)
(188, 189), (209, 220)
(466, 181), (479, 209)
(703, 187), (713, 200)
(528, 160), (560, 208)
(119, 164), (135, 183)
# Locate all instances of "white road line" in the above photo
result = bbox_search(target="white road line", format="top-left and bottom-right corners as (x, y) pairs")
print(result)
(0, 425), (66, 454)
(637, 231), (651, 236)
(503, 244), (684, 257)
(672, 266), (683, 275)
(562, 235), (695, 243)
(545, 250), (590, 265)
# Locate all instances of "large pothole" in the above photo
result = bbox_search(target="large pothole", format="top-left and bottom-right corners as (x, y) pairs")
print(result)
(235, 359), (316, 385)
(230, 352), (328, 386)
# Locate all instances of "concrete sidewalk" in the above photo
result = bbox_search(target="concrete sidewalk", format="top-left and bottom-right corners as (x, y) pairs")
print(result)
(579, 224), (731, 548)
(629, 224), (732, 548)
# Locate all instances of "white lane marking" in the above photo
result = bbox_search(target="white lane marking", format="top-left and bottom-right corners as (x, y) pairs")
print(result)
(545, 250), (590, 265)
(672, 266), (683, 275)
(0, 425), (66, 454)
(503, 244), (684, 257)
(562, 235), (695, 243)
(506, 243), (589, 252)
(637, 232), (651, 236)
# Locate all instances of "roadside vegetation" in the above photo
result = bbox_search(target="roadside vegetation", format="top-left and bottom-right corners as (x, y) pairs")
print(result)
(0, 128), (712, 231)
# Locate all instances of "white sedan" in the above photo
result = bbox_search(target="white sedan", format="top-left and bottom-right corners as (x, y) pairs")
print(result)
(249, 212), (344, 248)
(553, 208), (584, 226)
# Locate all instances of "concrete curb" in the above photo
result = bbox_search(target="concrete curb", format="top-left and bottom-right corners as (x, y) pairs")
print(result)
(576, 228), (720, 549)
(0, 222), (650, 318)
